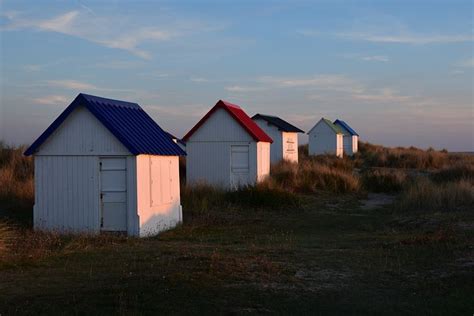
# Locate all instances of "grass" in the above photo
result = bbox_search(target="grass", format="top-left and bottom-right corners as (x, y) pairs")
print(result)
(0, 142), (473, 314)
(268, 159), (360, 194)
(396, 178), (473, 213)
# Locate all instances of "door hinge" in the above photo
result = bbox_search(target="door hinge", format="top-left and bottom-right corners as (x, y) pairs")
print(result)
(100, 217), (104, 228)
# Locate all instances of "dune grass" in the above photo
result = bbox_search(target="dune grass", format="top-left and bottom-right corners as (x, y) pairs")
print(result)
(0, 142), (34, 211)
(396, 178), (473, 213)
(0, 142), (473, 314)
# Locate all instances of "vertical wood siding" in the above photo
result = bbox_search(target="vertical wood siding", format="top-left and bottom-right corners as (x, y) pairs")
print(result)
(36, 107), (130, 156)
(308, 120), (343, 157)
(186, 108), (265, 189)
(188, 108), (253, 142)
(34, 156), (100, 233)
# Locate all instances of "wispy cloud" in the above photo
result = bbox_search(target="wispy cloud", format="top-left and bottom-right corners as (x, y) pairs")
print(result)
(361, 55), (390, 62)
(299, 28), (473, 45)
(457, 57), (474, 68)
(32, 95), (70, 105)
(1, 10), (197, 59)
(225, 85), (265, 92)
(339, 53), (390, 62)
(43, 79), (136, 94)
(190, 77), (209, 83)
(258, 74), (365, 93)
(46, 80), (99, 91)
(338, 32), (474, 44)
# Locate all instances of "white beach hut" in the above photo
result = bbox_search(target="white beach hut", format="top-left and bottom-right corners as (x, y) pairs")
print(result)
(24, 93), (186, 237)
(183, 100), (273, 189)
(307, 118), (345, 158)
(252, 114), (304, 164)
(334, 119), (359, 155)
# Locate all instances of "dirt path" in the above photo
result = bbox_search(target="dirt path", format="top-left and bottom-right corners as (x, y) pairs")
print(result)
(360, 193), (396, 210)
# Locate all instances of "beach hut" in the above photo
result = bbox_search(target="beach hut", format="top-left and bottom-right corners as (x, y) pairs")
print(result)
(24, 93), (186, 237)
(307, 118), (345, 158)
(252, 114), (304, 164)
(334, 119), (359, 155)
(182, 100), (273, 189)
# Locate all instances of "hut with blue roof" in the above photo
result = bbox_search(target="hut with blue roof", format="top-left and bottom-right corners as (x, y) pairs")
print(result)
(334, 119), (359, 155)
(24, 93), (186, 237)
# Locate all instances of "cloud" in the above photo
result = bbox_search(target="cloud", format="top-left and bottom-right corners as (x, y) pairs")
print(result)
(32, 95), (70, 105)
(146, 104), (207, 118)
(457, 57), (474, 68)
(225, 85), (265, 92)
(299, 27), (473, 45)
(190, 77), (209, 83)
(338, 32), (474, 44)
(258, 74), (364, 93)
(46, 80), (99, 90)
(1, 10), (181, 59)
(361, 55), (390, 62)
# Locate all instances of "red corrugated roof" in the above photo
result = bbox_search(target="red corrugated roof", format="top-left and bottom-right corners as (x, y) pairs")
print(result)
(183, 100), (273, 143)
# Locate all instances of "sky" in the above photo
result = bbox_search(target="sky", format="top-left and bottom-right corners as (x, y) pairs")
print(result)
(0, 0), (473, 151)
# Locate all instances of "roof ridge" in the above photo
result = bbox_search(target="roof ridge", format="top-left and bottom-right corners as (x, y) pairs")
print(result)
(24, 93), (185, 156)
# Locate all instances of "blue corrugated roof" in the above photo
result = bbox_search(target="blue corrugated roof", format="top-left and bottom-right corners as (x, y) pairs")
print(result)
(24, 93), (186, 156)
(334, 119), (359, 136)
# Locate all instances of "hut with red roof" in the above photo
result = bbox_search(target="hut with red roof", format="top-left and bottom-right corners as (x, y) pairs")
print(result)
(183, 100), (273, 189)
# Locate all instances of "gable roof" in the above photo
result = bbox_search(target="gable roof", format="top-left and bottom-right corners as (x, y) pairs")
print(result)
(252, 114), (304, 133)
(182, 100), (273, 143)
(334, 119), (359, 136)
(24, 93), (186, 156)
(165, 131), (186, 146)
(307, 118), (345, 135)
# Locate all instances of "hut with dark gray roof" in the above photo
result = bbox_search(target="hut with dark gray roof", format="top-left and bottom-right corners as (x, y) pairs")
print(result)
(252, 114), (304, 164)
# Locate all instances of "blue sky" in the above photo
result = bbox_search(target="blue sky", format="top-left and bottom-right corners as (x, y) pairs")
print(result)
(0, 0), (473, 151)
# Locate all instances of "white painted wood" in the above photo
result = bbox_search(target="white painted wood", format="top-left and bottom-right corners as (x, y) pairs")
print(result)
(31, 104), (182, 237)
(308, 119), (343, 158)
(189, 108), (253, 142)
(352, 136), (359, 154)
(100, 157), (127, 232)
(256, 142), (270, 182)
(230, 145), (250, 188)
(186, 107), (271, 189)
(252, 119), (299, 164)
(282, 132), (298, 163)
(34, 156), (100, 233)
(136, 155), (181, 237)
(36, 106), (131, 156)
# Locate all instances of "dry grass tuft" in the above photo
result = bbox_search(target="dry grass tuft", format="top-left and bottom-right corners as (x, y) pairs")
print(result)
(357, 142), (450, 169)
(269, 159), (360, 194)
(362, 168), (409, 192)
(180, 182), (300, 223)
(0, 142), (34, 208)
(396, 178), (474, 213)
(0, 225), (132, 267)
(431, 162), (474, 184)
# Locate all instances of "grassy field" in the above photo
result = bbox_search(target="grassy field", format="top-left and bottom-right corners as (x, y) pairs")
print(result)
(0, 142), (473, 314)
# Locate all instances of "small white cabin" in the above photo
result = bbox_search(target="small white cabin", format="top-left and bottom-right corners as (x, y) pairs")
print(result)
(334, 119), (359, 155)
(307, 118), (345, 158)
(252, 114), (304, 164)
(183, 100), (273, 189)
(24, 93), (186, 237)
